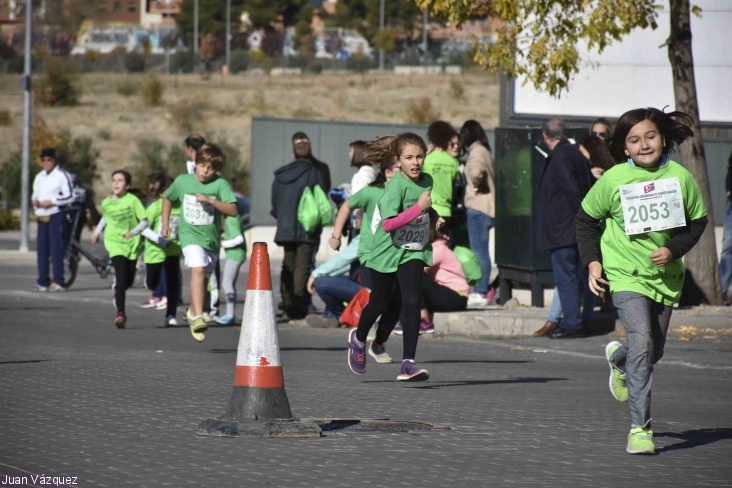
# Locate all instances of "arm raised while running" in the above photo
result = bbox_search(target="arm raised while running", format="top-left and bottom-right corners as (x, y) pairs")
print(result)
(329, 200), (351, 251)
(196, 194), (238, 217)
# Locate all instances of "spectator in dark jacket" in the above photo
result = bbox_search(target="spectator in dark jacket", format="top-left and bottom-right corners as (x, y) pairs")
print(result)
(719, 150), (732, 299)
(537, 119), (593, 339)
(271, 141), (327, 319)
(292, 132), (331, 193)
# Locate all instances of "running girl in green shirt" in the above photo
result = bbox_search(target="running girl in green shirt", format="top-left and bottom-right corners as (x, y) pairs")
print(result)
(330, 134), (401, 364)
(345, 133), (444, 382)
(576, 108), (708, 455)
(140, 172), (182, 328)
(162, 143), (238, 342)
(91, 170), (149, 329)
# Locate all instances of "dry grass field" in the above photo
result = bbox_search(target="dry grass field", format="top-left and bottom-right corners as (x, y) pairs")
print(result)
(0, 71), (499, 199)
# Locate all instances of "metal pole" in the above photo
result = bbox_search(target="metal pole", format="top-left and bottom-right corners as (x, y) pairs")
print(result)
(193, 0), (198, 55)
(20, 0), (33, 253)
(378, 0), (384, 71)
(422, 7), (428, 65)
(226, 0), (231, 69)
(165, 0), (171, 75)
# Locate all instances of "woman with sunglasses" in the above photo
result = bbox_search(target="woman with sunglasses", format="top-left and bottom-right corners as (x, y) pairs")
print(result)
(590, 117), (614, 142)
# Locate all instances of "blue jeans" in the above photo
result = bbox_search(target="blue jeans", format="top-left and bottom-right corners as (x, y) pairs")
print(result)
(37, 211), (68, 287)
(550, 245), (587, 330)
(719, 199), (732, 297)
(548, 285), (595, 324)
(313, 275), (363, 318)
(467, 208), (494, 295)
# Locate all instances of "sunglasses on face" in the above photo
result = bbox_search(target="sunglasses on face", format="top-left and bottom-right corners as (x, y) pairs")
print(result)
(591, 131), (607, 138)
(448, 142), (460, 148)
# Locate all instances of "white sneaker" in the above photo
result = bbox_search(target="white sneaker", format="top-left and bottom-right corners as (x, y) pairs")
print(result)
(366, 325), (377, 342)
(368, 342), (393, 363)
(467, 293), (489, 308)
(202, 312), (217, 323)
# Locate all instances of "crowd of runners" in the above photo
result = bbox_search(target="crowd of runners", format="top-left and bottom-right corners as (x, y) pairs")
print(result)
(29, 107), (710, 455)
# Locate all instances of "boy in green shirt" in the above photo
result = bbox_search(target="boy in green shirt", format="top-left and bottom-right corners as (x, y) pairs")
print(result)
(162, 144), (238, 342)
(91, 170), (149, 329)
(576, 108), (708, 455)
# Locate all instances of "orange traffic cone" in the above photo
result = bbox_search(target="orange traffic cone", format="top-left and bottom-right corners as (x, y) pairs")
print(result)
(196, 242), (321, 438)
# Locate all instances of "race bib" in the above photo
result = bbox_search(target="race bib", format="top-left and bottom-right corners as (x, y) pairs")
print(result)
(183, 194), (215, 226)
(160, 216), (180, 239)
(392, 213), (429, 250)
(619, 177), (686, 235)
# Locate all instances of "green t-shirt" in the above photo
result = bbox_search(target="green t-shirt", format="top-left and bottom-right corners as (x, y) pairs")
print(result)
(581, 160), (706, 305)
(347, 185), (385, 266)
(367, 172), (433, 273)
(144, 198), (182, 264)
(164, 173), (237, 252)
(223, 216), (248, 262)
(422, 150), (459, 217)
(101, 193), (146, 260)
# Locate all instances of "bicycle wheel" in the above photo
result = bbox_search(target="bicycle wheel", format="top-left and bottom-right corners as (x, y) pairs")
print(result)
(64, 254), (79, 289)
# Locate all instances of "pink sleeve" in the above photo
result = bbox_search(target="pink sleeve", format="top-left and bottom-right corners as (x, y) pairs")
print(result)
(382, 204), (423, 233)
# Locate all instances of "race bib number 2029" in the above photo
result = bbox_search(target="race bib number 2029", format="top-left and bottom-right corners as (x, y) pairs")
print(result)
(392, 213), (429, 250)
(619, 177), (686, 235)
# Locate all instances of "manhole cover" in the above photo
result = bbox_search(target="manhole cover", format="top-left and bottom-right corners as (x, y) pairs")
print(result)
(312, 419), (450, 434)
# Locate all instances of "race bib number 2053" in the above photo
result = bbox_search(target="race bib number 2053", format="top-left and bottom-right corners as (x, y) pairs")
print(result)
(619, 177), (686, 235)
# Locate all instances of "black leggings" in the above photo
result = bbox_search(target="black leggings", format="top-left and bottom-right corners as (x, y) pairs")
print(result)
(422, 274), (468, 313)
(112, 256), (137, 314)
(146, 256), (181, 317)
(357, 259), (424, 360)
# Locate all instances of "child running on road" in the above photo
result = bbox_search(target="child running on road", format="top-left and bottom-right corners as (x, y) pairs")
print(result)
(330, 135), (402, 364)
(576, 108), (708, 455)
(161, 143), (238, 342)
(91, 170), (148, 329)
(215, 215), (248, 325)
(141, 172), (182, 327)
(345, 133), (444, 381)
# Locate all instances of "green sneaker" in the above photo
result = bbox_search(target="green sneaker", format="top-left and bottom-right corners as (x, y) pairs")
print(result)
(186, 310), (208, 342)
(605, 341), (628, 402)
(627, 427), (655, 454)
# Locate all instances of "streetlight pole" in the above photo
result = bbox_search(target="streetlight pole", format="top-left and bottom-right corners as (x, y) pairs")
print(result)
(165, 0), (171, 75)
(378, 0), (384, 71)
(422, 7), (428, 65)
(193, 0), (198, 55)
(226, 0), (231, 69)
(20, 0), (33, 253)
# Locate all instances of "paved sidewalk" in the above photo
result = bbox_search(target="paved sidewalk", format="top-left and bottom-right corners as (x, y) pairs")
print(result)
(1, 259), (731, 487)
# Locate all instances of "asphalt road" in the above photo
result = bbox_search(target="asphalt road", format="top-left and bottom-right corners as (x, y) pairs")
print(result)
(1, 256), (731, 487)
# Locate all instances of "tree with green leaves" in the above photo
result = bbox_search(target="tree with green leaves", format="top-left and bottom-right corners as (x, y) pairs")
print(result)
(416, 0), (721, 305)
(332, 0), (421, 45)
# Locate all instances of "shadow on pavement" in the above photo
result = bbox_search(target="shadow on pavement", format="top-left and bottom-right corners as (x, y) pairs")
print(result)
(421, 360), (533, 365)
(0, 306), (63, 311)
(363, 377), (567, 389)
(656, 428), (732, 454)
(0, 360), (50, 365)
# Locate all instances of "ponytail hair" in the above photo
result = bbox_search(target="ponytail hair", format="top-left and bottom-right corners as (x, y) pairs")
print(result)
(609, 107), (694, 162)
(365, 134), (398, 188)
(147, 171), (168, 200)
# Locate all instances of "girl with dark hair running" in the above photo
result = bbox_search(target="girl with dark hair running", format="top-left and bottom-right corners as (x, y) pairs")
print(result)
(346, 133), (444, 382)
(576, 108), (707, 454)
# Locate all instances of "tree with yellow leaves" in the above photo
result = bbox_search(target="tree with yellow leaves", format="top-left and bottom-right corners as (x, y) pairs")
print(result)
(417, 0), (720, 305)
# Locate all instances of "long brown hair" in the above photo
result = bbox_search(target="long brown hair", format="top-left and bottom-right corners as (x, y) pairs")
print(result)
(364, 135), (398, 188)
(609, 108), (694, 162)
(349, 140), (367, 168)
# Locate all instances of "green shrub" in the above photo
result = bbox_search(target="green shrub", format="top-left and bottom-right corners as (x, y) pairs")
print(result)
(449, 77), (465, 100)
(129, 138), (186, 189)
(142, 73), (164, 106)
(405, 97), (441, 125)
(169, 96), (209, 133)
(171, 50), (195, 73)
(97, 128), (112, 140)
(217, 138), (249, 194)
(116, 78), (139, 97)
(35, 58), (81, 106)
(0, 209), (19, 231)
(125, 51), (146, 73)
(228, 48), (249, 74)
(0, 108), (11, 126)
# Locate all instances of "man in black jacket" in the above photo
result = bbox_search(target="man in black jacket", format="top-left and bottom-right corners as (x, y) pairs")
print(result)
(272, 141), (327, 319)
(537, 119), (593, 339)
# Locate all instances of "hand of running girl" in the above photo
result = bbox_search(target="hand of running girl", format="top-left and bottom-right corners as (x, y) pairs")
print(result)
(90, 233), (99, 244)
(122, 231), (135, 239)
(588, 261), (610, 296)
(650, 247), (673, 267)
(418, 191), (432, 211)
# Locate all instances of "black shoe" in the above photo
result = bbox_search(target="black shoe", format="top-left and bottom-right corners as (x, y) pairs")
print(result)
(547, 327), (586, 339)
